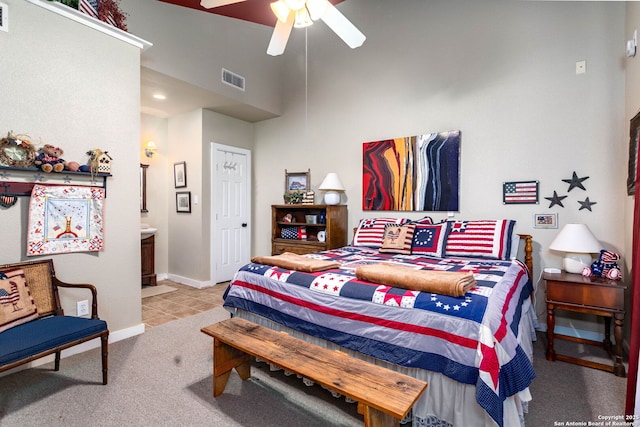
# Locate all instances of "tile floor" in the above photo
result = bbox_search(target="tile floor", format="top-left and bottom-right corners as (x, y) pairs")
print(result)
(141, 280), (229, 329)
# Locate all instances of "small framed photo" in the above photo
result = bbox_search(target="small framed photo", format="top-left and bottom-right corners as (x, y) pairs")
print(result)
(176, 191), (191, 213)
(285, 169), (310, 193)
(174, 161), (187, 188)
(534, 213), (558, 229)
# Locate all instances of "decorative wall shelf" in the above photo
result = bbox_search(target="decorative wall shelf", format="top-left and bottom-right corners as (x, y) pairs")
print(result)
(25, 0), (152, 51)
(0, 166), (112, 197)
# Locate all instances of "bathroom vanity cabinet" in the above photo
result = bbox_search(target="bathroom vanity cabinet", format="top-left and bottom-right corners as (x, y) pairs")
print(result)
(141, 234), (157, 286)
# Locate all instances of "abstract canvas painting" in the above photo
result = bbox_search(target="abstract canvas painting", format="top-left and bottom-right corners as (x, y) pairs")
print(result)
(363, 130), (460, 211)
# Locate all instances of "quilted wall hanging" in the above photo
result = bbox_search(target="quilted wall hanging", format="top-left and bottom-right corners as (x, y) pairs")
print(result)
(363, 130), (460, 211)
(26, 184), (105, 256)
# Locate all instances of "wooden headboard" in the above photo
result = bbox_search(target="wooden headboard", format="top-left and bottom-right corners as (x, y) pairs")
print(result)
(517, 234), (533, 274)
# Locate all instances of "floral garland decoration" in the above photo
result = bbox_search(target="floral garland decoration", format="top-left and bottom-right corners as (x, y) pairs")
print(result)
(98, 0), (128, 32)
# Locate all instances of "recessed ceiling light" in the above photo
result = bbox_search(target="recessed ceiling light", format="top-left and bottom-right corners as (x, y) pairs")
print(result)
(152, 94), (166, 100)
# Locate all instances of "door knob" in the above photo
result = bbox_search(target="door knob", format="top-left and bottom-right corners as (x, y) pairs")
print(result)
(241, 223), (247, 227)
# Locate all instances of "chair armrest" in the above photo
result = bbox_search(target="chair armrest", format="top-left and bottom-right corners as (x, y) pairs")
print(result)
(53, 278), (100, 319)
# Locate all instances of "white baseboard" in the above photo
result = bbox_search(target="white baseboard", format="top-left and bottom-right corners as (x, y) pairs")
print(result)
(0, 322), (145, 378)
(166, 273), (215, 289)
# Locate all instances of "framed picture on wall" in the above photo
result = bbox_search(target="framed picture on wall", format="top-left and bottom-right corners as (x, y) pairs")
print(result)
(533, 213), (558, 229)
(176, 191), (191, 213)
(174, 161), (187, 188)
(627, 111), (640, 195)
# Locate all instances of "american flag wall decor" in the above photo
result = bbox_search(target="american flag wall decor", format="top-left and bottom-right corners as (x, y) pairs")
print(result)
(503, 180), (539, 205)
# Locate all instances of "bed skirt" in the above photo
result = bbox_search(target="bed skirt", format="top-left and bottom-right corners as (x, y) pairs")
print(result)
(225, 299), (536, 427)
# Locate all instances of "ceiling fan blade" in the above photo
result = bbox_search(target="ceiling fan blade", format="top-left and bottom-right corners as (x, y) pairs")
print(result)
(200, 0), (246, 9)
(267, 14), (294, 56)
(320, 2), (366, 49)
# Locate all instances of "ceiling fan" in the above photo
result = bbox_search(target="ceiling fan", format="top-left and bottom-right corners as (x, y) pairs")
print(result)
(200, 0), (366, 56)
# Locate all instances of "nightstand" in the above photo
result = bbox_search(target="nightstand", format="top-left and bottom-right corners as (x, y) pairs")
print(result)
(544, 271), (626, 377)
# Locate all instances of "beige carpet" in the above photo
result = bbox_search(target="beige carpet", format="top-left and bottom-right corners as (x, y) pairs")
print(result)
(141, 284), (177, 298)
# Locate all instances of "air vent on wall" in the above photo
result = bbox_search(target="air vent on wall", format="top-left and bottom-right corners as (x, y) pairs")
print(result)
(0, 2), (8, 33)
(222, 68), (245, 91)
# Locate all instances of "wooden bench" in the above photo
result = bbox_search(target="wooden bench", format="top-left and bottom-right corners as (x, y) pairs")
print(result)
(0, 259), (109, 384)
(201, 317), (427, 427)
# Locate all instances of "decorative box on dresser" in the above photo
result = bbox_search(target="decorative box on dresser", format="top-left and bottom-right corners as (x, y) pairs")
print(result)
(271, 204), (348, 255)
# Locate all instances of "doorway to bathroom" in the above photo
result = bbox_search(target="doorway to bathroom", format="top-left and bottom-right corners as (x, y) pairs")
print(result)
(210, 143), (251, 284)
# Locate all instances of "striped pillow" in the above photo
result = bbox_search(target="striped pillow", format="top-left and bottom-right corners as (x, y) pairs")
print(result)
(444, 220), (516, 260)
(379, 224), (416, 255)
(352, 217), (410, 248)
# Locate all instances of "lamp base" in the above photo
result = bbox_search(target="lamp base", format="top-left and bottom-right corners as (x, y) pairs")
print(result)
(323, 191), (340, 205)
(563, 253), (593, 274)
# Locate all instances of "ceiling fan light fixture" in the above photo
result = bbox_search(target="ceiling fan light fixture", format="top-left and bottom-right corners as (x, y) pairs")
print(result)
(284, 0), (306, 11)
(306, 0), (327, 21)
(270, 1), (291, 23)
(293, 8), (312, 28)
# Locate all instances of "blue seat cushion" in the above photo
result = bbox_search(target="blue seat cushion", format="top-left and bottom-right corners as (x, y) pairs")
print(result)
(0, 316), (108, 366)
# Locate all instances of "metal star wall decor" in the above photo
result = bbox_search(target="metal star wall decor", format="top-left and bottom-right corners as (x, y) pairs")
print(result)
(562, 171), (589, 192)
(578, 197), (597, 211)
(545, 191), (567, 208)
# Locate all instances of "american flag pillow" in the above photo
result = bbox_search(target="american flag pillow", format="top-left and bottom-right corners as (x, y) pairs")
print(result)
(379, 224), (416, 255)
(411, 223), (449, 257)
(281, 227), (307, 240)
(352, 217), (410, 248)
(444, 220), (516, 260)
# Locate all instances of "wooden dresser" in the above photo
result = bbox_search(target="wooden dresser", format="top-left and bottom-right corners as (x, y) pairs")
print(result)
(271, 204), (348, 255)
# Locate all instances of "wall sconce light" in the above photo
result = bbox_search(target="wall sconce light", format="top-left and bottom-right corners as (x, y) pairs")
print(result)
(144, 141), (156, 158)
(319, 172), (345, 205)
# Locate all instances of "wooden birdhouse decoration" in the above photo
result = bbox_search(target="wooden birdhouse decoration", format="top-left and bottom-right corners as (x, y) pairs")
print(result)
(87, 149), (112, 174)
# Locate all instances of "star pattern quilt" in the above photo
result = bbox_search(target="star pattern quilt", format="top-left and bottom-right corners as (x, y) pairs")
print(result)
(26, 184), (105, 256)
(224, 246), (535, 427)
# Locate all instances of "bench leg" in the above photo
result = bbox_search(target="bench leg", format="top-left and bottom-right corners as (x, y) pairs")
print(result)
(54, 350), (61, 372)
(101, 333), (109, 385)
(213, 338), (252, 397)
(358, 403), (399, 427)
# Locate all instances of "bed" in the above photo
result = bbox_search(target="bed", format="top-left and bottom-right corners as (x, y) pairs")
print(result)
(223, 218), (537, 427)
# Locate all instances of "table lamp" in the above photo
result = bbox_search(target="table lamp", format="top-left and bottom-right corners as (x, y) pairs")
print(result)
(549, 223), (601, 273)
(318, 173), (344, 205)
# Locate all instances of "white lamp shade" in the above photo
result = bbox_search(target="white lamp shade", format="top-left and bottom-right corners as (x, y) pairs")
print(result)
(549, 223), (601, 273)
(319, 173), (344, 205)
(319, 173), (345, 191)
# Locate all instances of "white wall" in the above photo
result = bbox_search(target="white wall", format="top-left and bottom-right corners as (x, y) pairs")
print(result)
(0, 0), (144, 332)
(121, 0), (283, 117)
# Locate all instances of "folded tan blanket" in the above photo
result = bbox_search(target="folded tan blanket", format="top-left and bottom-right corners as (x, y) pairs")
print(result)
(251, 252), (340, 273)
(355, 263), (477, 297)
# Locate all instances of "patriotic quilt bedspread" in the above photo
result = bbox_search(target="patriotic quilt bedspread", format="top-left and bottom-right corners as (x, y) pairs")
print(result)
(223, 246), (535, 426)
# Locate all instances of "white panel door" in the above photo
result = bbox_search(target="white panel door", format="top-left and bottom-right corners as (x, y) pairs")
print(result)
(211, 143), (251, 284)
